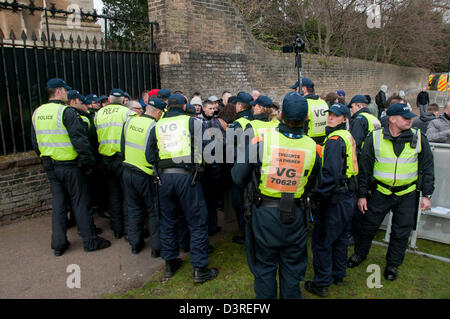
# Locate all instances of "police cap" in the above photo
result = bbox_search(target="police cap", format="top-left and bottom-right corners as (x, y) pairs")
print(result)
(110, 88), (125, 97)
(157, 89), (171, 99)
(236, 92), (253, 104)
(386, 103), (417, 119)
(47, 78), (72, 90)
(282, 92), (308, 121)
(326, 103), (351, 118)
(67, 90), (84, 101)
(148, 98), (167, 111)
(250, 95), (273, 108)
(348, 95), (368, 108)
(168, 94), (187, 106)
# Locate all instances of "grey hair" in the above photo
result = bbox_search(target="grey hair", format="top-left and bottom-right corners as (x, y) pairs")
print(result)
(126, 100), (142, 110)
(109, 95), (124, 105)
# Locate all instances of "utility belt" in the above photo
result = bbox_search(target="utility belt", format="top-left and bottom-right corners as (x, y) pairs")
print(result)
(376, 180), (417, 193)
(253, 194), (305, 209)
(41, 156), (78, 170)
(160, 167), (191, 175)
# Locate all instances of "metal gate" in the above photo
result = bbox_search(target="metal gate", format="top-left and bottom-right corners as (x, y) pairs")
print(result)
(0, 1), (160, 155)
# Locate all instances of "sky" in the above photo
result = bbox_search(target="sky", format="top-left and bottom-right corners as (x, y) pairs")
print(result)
(93, 0), (105, 31)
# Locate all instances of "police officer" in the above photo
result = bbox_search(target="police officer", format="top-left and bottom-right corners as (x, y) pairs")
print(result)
(121, 98), (166, 256)
(228, 92), (254, 245)
(305, 103), (358, 297)
(146, 94), (218, 283)
(232, 92), (321, 299)
(291, 78), (329, 145)
(348, 103), (435, 281)
(31, 78), (111, 256)
(85, 94), (102, 114)
(94, 88), (136, 238)
(348, 95), (381, 155)
(246, 95), (279, 139)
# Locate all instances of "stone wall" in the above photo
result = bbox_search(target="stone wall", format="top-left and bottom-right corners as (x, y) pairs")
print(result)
(0, 152), (51, 226)
(149, 0), (429, 104)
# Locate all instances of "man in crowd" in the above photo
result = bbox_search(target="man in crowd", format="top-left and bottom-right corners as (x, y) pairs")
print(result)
(412, 103), (440, 133)
(427, 101), (450, 144)
(416, 87), (430, 116)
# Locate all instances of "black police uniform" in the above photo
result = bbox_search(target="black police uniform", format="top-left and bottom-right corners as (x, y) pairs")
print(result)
(352, 126), (435, 269)
(232, 121), (321, 299)
(120, 114), (161, 254)
(31, 100), (110, 254)
(309, 123), (356, 291)
(146, 107), (216, 278)
(350, 107), (378, 155)
(228, 108), (253, 241)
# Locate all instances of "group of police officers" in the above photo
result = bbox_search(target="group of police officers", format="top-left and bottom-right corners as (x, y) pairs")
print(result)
(31, 76), (435, 297)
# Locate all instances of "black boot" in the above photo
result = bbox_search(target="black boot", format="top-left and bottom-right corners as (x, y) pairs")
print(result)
(193, 267), (219, 283)
(347, 253), (365, 268)
(131, 241), (145, 255)
(384, 266), (398, 281)
(54, 241), (71, 257)
(84, 237), (111, 252)
(304, 281), (329, 297)
(165, 258), (183, 278)
(332, 276), (344, 286)
(151, 249), (160, 258)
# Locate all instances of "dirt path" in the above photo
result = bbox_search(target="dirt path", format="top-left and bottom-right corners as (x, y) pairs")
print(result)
(0, 209), (238, 299)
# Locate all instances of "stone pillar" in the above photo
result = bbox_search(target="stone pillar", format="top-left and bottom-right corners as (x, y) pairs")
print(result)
(40, 0), (103, 44)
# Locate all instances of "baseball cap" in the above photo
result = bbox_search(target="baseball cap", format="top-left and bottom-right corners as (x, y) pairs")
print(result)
(168, 94), (187, 106)
(148, 89), (160, 98)
(85, 93), (101, 104)
(190, 97), (203, 106)
(282, 92), (308, 121)
(157, 89), (171, 99)
(236, 92), (253, 104)
(98, 95), (108, 101)
(47, 78), (71, 90)
(67, 90), (84, 101)
(123, 92), (130, 98)
(326, 103), (351, 118)
(290, 78), (314, 89)
(386, 103), (417, 119)
(250, 95), (273, 108)
(337, 90), (346, 97)
(208, 96), (219, 102)
(110, 88), (125, 97)
(185, 104), (197, 115)
(148, 98), (167, 111)
(228, 96), (237, 104)
(347, 95), (368, 107)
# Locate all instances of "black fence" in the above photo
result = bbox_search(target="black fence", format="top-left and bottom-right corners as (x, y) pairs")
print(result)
(0, 1), (160, 155)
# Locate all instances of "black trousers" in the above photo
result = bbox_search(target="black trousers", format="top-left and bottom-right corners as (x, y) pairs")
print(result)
(312, 191), (356, 287)
(122, 167), (161, 250)
(101, 154), (127, 233)
(46, 164), (97, 250)
(353, 190), (418, 267)
(247, 204), (308, 299)
(158, 173), (209, 269)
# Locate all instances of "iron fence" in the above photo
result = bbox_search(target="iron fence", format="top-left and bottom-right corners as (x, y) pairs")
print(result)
(0, 1), (160, 155)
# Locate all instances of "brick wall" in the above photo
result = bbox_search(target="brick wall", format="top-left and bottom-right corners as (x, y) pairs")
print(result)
(149, 0), (429, 104)
(0, 152), (51, 225)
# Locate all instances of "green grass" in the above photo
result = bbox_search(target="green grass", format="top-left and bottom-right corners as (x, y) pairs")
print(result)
(106, 227), (450, 299)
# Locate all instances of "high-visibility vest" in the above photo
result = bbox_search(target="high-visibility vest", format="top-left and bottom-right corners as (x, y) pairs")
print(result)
(258, 130), (316, 199)
(94, 104), (136, 156)
(80, 115), (91, 129)
(32, 103), (78, 161)
(358, 112), (381, 133)
(372, 128), (421, 196)
(249, 119), (279, 138)
(323, 130), (359, 178)
(235, 117), (251, 130)
(155, 115), (200, 163)
(123, 116), (156, 175)
(306, 98), (329, 138)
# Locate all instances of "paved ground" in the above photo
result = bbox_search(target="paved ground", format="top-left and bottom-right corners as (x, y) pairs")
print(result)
(0, 202), (238, 299)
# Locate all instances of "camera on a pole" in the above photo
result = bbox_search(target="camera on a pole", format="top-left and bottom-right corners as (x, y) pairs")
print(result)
(282, 34), (306, 93)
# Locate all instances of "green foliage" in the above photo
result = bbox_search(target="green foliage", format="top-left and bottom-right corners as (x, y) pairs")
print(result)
(102, 0), (150, 43)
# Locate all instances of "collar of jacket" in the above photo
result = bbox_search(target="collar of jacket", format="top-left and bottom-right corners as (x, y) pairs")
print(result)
(352, 107), (370, 119)
(253, 112), (269, 121)
(236, 109), (253, 120)
(278, 122), (304, 137)
(326, 122), (347, 136)
(164, 107), (185, 118)
(383, 124), (414, 142)
(304, 94), (320, 100)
